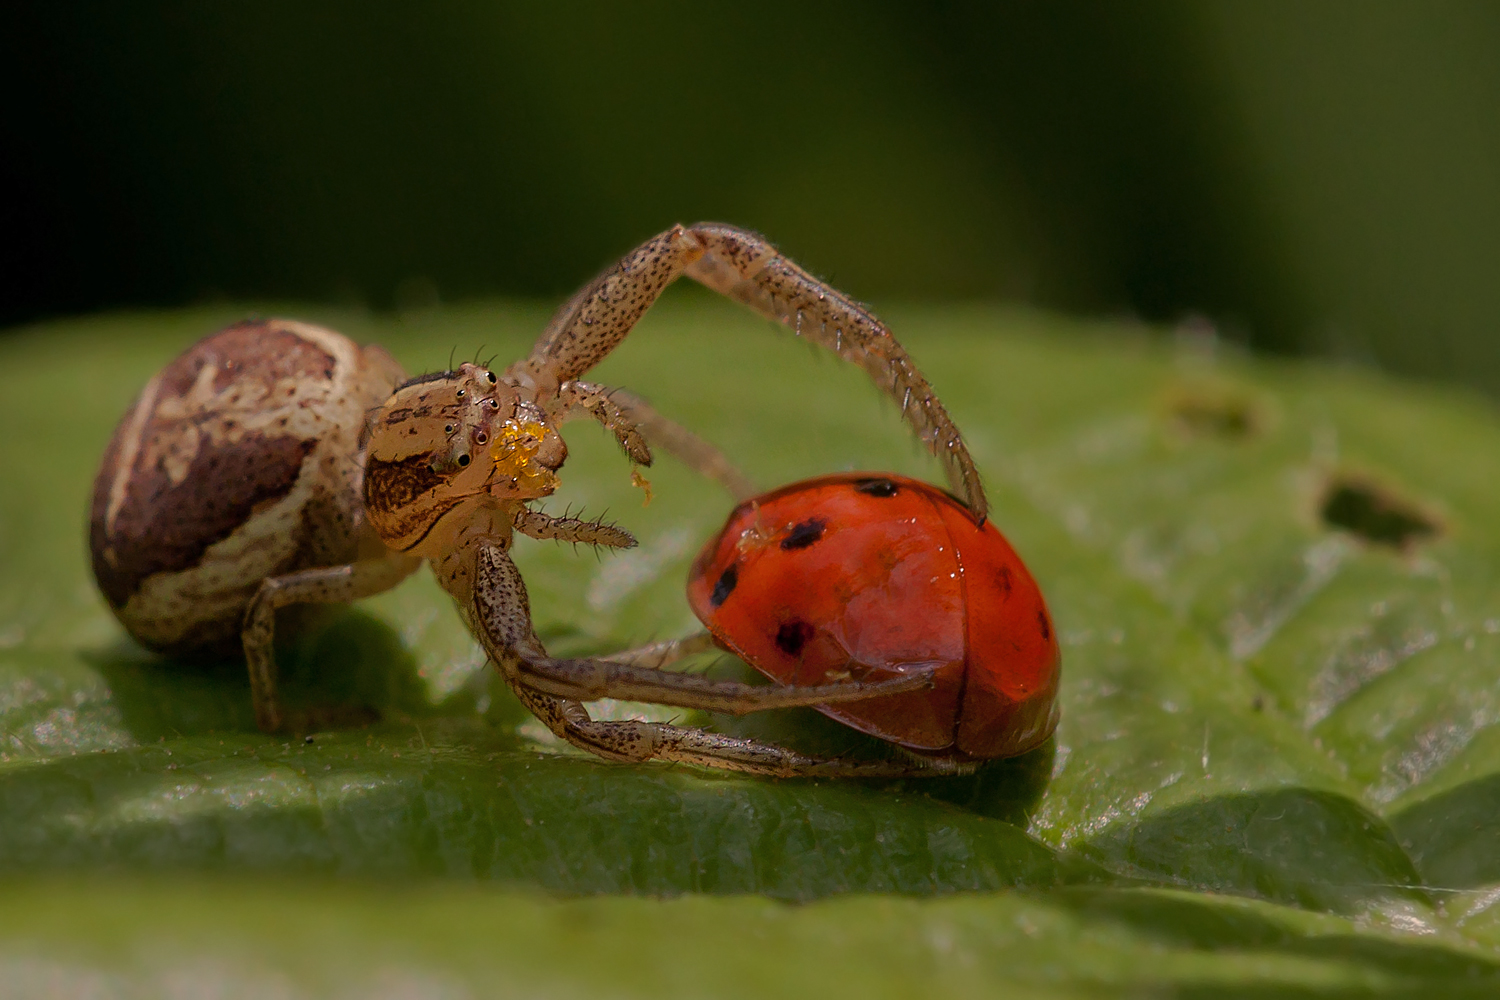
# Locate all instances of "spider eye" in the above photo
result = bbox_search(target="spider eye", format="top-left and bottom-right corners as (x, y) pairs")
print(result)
(456, 389), (465, 398)
(475, 431), (488, 444)
(457, 454), (471, 467)
(444, 424), (454, 434)
(486, 371), (497, 384)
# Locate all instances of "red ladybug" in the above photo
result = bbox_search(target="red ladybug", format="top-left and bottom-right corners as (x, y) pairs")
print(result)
(687, 473), (1060, 763)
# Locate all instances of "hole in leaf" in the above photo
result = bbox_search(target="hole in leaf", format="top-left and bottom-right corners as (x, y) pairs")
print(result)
(1164, 384), (1263, 439)
(1320, 476), (1438, 549)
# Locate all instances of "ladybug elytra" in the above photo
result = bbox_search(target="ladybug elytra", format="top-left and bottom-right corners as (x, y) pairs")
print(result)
(687, 473), (1060, 763)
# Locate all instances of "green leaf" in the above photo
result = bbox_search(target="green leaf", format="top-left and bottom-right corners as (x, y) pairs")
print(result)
(3, 301), (1500, 995)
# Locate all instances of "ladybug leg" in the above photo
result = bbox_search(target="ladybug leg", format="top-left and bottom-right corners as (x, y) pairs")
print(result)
(509, 682), (973, 778)
(472, 544), (939, 715)
(510, 223), (985, 520)
(242, 551), (422, 732)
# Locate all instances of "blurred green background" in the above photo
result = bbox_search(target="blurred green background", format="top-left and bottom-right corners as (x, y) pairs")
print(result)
(5, 1), (1500, 393)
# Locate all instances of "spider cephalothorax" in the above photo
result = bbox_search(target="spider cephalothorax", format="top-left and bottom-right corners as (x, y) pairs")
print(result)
(363, 363), (569, 555)
(91, 223), (992, 777)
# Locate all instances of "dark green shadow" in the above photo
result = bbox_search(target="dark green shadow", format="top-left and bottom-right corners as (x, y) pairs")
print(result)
(1082, 787), (1429, 915)
(1391, 774), (1500, 889)
(1050, 886), (1500, 999)
(0, 730), (1083, 898)
(86, 606), (428, 741)
(702, 654), (1055, 826)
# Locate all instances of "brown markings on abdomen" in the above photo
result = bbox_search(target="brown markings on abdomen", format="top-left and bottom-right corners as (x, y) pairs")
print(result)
(88, 320), (344, 607)
(91, 433), (316, 607)
(196, 321), (337, 394)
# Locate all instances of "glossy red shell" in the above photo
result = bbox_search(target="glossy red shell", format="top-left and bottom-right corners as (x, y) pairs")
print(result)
(687, 473), (1060, 761)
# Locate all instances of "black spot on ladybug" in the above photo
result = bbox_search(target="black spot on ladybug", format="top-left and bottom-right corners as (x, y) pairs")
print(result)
(996, 565), (1013, 596)
(775, 620), (815, 657)
(853, 477), (899, 498)
(710, 564), (738, 607)
(1038, 610), (1052, 641)
(780, 518), (826, 550)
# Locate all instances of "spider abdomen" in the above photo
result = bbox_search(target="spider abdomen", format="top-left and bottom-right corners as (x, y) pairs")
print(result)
(89, 319), (404, 656)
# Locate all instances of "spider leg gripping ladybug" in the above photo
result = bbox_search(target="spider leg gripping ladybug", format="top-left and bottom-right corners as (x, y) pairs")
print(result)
(89, 223), (1060, 778)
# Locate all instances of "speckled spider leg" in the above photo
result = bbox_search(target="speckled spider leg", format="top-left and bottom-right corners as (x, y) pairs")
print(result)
(510, 682), (970, 777)
(553, 380), (653, 465)
(243, 551), (421, 731)
(511, 512), (724, 672)
(555, 381), (756, 501)
(472, 542), (940, 715)
(516, 222), (986, 520)
(513, 508), (637, 548)
(472, 545), (965, 776)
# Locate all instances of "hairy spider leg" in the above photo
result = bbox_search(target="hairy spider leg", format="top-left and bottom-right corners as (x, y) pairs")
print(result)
(242, 550), (422, 731)
(515, 223), (986, 521)
(468, 542), (969, 777)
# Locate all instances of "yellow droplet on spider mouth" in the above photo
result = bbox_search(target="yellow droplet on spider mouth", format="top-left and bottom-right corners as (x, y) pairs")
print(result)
(491, 420), (559, 493)
(630, 468), (653, 506)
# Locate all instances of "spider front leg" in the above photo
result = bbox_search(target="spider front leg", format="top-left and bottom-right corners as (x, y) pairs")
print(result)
(517, 223), (986, 520)
(242, 550), (421, 732)
(477, 542), (960, 779)
(475, 544), (935, 712)
(509, 683), (969, 777)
